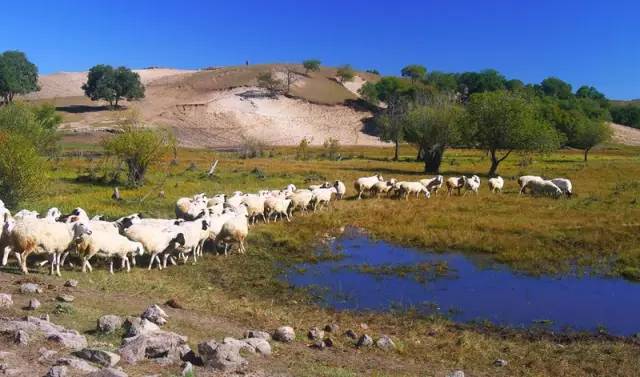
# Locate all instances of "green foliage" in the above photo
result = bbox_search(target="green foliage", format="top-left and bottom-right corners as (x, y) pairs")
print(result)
(0, 102), (60, 156)
(464, 91), (560, 175)
(322, 137), (340, 160)
(0, 50), (39, 104)
(423, 71), (458, 92)
(540, 77), (573, 99)
(82, 65), (145, 108)
(401, 64), (427, 82)
(302, 59), (321, 74)
(571, 119), (612, 161)
(357, 82), (380, 105)
(576, 85), (607, 103)
(239, 136), (269, 159)
(103, 124), (174, 186)
(610, 104), (640, 128)
(365, 69), (380, 75)
(257, 72), (284, 95)
(0, 132), (45, 207)
(336, 65), (355, 83)
(457, 69), (506, 98)
(296, 138), (311, 160)
(505, 79), (525, 92)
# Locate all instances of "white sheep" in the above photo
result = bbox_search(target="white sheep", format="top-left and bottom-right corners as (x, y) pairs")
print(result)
(523, 179), (563, 198)
(311, 187), (337, 211)
(121, 220), (186, 270)
(462, 175), (481, 195)
(172, 218), (210, 265)
(214, 213), (249, 256)
(488, 176), (504, 193)
(551, 178), (573, 197)
(76, 229), (145, 274)
(419, 175), (444, 195)
(371, 179), (397, 198)
(242, 195), (267, 224)
(354, 174), (384, 199)
(287, 189), (314, 215)
(14, 209), (39, 221)
(333, 180), (346, 199)
(446, 177), (465, 196)
(308, 182), (331, 191)
(518, 175), (544, 194)
(175, 196), (207, 220)
(394, 181), (430, 200)
(264, 197), (291, 222)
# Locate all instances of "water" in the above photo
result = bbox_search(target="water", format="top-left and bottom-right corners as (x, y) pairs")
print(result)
(284, 227), (640, 336)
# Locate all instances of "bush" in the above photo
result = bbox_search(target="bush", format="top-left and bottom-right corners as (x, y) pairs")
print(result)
(296, 138), (311, 160)
(0, 132), (44, 206)
(239, 136), (268, 159)
(322, 138), (340, 160)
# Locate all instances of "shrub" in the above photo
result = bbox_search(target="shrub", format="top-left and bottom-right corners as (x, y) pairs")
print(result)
(0, 133), (44, 206)
(322, 137), (340, 160)
(296, 138), (311, 160)
(239, 136), (268, 159)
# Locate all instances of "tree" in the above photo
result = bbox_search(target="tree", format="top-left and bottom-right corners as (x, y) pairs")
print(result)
(576, 85), (606, 102)
(540, 77), (572, 99)
(505, 79), (525, 92)
(424, 71), (458, 92)
(610, 104), (640, 128)
(464, 91), (560, 176)
(302, 59), (321, 74)
(336, 65), (355, 83)
(103, 123), (174, 186)
(365, 69), (380, 75)
(571, 118), (611, 161)
(457, 69), (506, 99)
(401, 64), (426, 83)
(404, 96), (464, 173)
(257, 72), (284, 96)
(0, 51), (39, 104)
(82, 65), (145, 108)
(358, 82), (380, 105)
(0, 101), (60, 155)
(0, 132), (44, 206)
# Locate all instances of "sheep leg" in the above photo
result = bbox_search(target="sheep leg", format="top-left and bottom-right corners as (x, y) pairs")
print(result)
(169, 256), (177, 265)
(148, 253), (156, 270)
(60, 251), (69, 267)
(162, 254), (169, 269)
(1, 246), (10, 266)
(121, 258), (126, 269)
(109, 259), (114, 275)
(56, 253), (62, 276)
(49, 254), (55, 275)
(260, 213), (266, 223)
(125, 257), (130, 272)
(20, 251), (30, 274)
(131, 255), (137, 266)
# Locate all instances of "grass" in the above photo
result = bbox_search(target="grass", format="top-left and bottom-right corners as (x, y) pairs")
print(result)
(4, 143), (640, 376)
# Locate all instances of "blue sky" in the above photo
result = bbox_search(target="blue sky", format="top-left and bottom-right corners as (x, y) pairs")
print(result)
(1, 0), (637, 99)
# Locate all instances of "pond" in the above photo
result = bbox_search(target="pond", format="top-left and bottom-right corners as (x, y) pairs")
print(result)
(284, 227), (640, 336)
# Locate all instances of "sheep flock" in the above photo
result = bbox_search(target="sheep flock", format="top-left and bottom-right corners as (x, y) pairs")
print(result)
(0, 174), (572, 276)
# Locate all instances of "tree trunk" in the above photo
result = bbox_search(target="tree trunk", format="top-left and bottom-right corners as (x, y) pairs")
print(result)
(488, 150), (500, 177)
(416, 146), (424, 162)
(393, 140), (399, 161)
(584, 148), (589, 162)
(423, 147), (444, 174)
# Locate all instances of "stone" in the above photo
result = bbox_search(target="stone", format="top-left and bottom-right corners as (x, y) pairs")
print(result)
(141, 304), (168, 326)
(55, 357), (100, 373)
(64, 280), (78, 288)
(344, 329), (358, 339)
(0, 316), (85, 350)
(324, 323), (339, 333)
(57, 294), (75, 303)
(310, 340), (325, 349)
(0, 351), (14, 360)
(356, 334), (373, 347)
(376, 335), (396, 350)
(324, 337), (334, 347)
(27, 298), (41, 310)
(243, 329), (271, 340)
(359, 323), (369, 330)
(118, 329), (188, 364)
(41, 314), (50, 322)
(307, 327), (325, 341)
(74, 348), (120, 367)
(494, 359), (508, 367)
(45, 366), (68, 377)
(181, 361), (193, 376)
(273, 326), (295, 343)
(447, 371), (465, 377)
(198, 340), (247, 372)
(124, 318), (160, 338)
(14, 330), (29, 346)
(86, 368), (128, 377)
(38, 348), (59, 363)
(242, 337), (272, 356)
(97, 315), (123, 334)
(165, 298), (184, 309)
(0, 293), (13, 308)
(19, 283), (41, 294)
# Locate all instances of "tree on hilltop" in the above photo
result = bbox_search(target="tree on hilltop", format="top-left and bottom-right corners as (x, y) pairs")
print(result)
(83, 65), (145, 108)
(302, 59), (321, 74)
(0, 50), (39, 105)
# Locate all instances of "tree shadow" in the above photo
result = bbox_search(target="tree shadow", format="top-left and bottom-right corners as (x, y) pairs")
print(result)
(56, 104), (111, 114)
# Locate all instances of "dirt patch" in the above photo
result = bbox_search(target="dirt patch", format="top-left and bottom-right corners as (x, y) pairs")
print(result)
(610, 122), (640, 146)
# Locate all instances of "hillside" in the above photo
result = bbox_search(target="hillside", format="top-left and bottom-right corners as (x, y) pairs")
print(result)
(25, 65), (383, 148)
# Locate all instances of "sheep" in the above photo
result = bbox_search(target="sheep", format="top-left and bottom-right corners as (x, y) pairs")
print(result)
(333, 180), (346, 199)
(284, 184), (296, 193)
(371, 179), (397, 198)
(214, 213), (249, 256)
(394, 181), (430, 200)
(175, 196), (207, 220)
(1, 214), (16, 267)
(308, 182), (331, 191)
(225, 191), (245, 210)
(551, 178), (573, 197)
(14, 209), (39, 221)
(354, 174), (384, 199)
(311, 187), (337, 211)
(242, 195), (267, 224)
(172, 218), (210, 265)
(45, 208), (62, 222)
(462, 175), (481, 195)
(264, 197), (291, 222)
(518, 175), (544, 195)
(121, 219), (186, 270)
(76, 229), (145, 274)
(9, 219), (92, 275)
(488, 176), (504, 193)
(523, 179), (563, 198)
(287, 189), (314, 215)
(419, 175), (444, 196)
(446, 177), (465, 196)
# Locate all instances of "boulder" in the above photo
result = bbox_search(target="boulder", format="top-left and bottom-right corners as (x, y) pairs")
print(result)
(0, 316), (87, 351)
(118, 329), (188, 364)
(310, 340), (325, 349)
(222, 337), (271, 356)
(141, 304), (168, 326)
(324, 323), (339, 333)
(307, 327), (325, 341)
(97, 315), (123, 334)
(27, 298), (41, 310)
(243, 329), (271, 340)
(55, 357), (99, 373)
(344, 329), (357, 339)
(56, 294), (75, 303)
(447, 371), (465, 377)
(124, 318), (160, 338)
(86, 368), (128, 377)
(19, 283), (41, 294)
(14, 330), (29, 346)
(64, 280), (78, 288)
(198, 340), (247, 372)
(273, 326), (295, 343)
(38, 348), (59, 363)
(45, 365), (68, 377)
(376, 335), (396, 350)
(495, 359), (508, 367)
(74, 348), (120, 367)
(0, 293), (12, 308)
(356, 334), (373, 348)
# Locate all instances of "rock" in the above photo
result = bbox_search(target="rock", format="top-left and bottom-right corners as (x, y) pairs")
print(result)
(165, 298), (184, 309)
(41, 314), (50, 322)
(359, 323), (368, 330)
(20, 283), (41, 294)
(198, 340), (247, 372)
(86, 368), (128, 377)
(243, 329), (271, 340)
(0, 293), (13, 308)
(495, 359), (508, 367)
(57, 294), (75, 303)
(124, 318), (160, 338)
(0, 351), (14, 360)
(55, 357), (100, 373)
(307, 327), (325, 341)
(310, 340), (325, 349)
(273, 326), (295, 343)
(0, 316), (86, 350)
(344, 329), (358, 339)
(324, 323), (339, 333)
(447, 371), (465, 377)
(45, 365), (68, 377)
(376, 335), (396, 350)
(27, 298), (41, 310)
(64, 280), (78, 288)
(242, 337), (272, 356)
(141, 304), (168, 326)
(14, 330), (29, 346)
(74, 348), (120, 367)
(97, 315), (123, 334)
(324, 337), (334, 347)
(38, 348), (59, 363)
(118, 329), (188, 364)
(356, 334), (373, 347)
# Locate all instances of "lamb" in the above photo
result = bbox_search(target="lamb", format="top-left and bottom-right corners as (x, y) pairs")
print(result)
(446, 177), (465, 196)
(287, 189), (314, 215)
(419, 175), (444, 195)
(333, 180), (346, 199)
(394, 181), (430, 200)
(9, 219), (92, 275)
(518, 175), (544, 194)
(311, 187), (337, 211)
(462, 175), (481, 195)
(551, 178), (573, 197)
(354, 174), (384, 199)
(488, 176), (504, 193)
(121, 219), (186, 270)
(523, 179), (563, 198)
(242, 195), (267, 224)
(76, 229), (145, 274)
(214, 213), (249, 256)
(264, 197), (291, 222)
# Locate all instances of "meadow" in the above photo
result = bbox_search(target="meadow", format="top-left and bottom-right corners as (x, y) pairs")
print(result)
(5, 142), (640, 376)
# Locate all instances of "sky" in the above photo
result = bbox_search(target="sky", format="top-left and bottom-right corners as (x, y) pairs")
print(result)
(0, 0), (637, 99)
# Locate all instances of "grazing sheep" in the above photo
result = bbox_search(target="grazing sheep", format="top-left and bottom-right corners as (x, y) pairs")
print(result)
(488, 176), (504, 193)
(1, 214), (16, 267)
(264, 197), (291, 222)
(462, 175), (481, 195)
(76, 229), (145, 274)
(287, 189), (314, 215)
(333, 180), (346, 199)
(371, 179), (397, 198)
(394, 181), (430, 200)
(354, 174), (384, 199)
(551, 178), (573, 197)
(121, 220), (186, 270)
(419, 175), (444, 196)
(214, 213), (249, 256)
(518, 175), (544, 194)
(446, 177), (465, 196)
(523, 179), (563, 198)
(311, 187), (337, 211)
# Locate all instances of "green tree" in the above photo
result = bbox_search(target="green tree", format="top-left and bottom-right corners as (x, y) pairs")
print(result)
(257, 72), (284, 95)
(464, 91), (560, 176)
(401, 64), (427, 83)
(336, 65), (355, 83)
(0, 132), (44, 206)
(0, 101), (60, 155)
(0, 51), (40, 104)
(505, 79), (525, 92)
(404, 95), (464, 173)
(457, 69), (506, 98)
(424, 71), (458, 92)
(576, 85), (606, 102)
(610, 104), (640, 128)
(571, 118), (611, 161)
(82, 65), (145, 108)
(302, 59), (321, 74)
(358, 82), (380, 105)
(540, 77), (573, 99)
